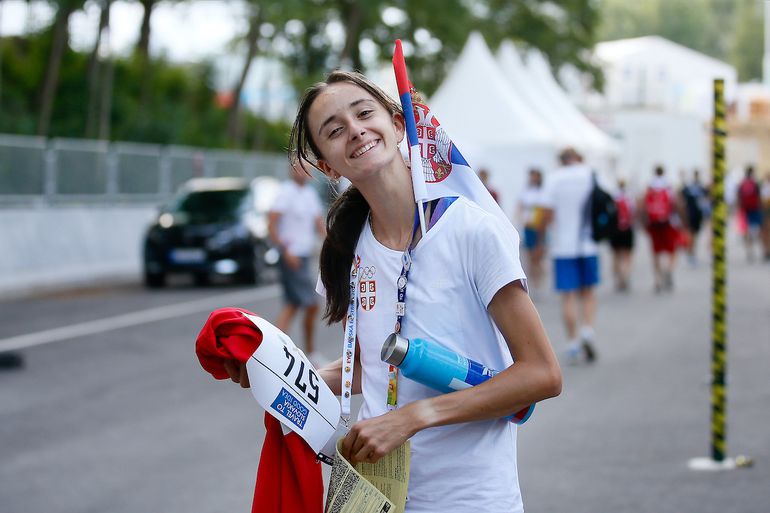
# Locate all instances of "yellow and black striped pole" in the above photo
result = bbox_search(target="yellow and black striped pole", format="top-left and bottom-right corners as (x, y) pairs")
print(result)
(710, 78), (727, 463)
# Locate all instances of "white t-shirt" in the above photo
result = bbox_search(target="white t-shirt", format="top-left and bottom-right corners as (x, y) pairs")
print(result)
(541, 163), (598, 258)
(518, 185), (546, 227)
(270, 180), (322, 257)
(323, 197), (526, 513)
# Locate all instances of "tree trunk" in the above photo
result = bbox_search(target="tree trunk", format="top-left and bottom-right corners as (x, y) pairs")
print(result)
(37, 1), (77, 136)
(338, 0), (363, 70)
(98, 54), (114, 141)
(226, 7), (262, 145)
(137, 0), (153, 64)
(85, 0), (111, 138)
(137, 0), (155, 113)
(0, 0), (4, 110)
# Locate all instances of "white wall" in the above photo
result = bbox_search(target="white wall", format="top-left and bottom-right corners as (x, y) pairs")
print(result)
(597, 110), (710, 194)
(0, 205), (158, 296)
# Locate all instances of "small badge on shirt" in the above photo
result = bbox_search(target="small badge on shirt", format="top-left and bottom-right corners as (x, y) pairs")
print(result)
(359, 265), (377, 311)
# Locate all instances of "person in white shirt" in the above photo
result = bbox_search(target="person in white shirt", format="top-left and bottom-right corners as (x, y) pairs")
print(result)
(268, 161), (326, 363)
(227, 70), (561, 513)
(541, 148), (599, 364)
(516, 168), (546, 290)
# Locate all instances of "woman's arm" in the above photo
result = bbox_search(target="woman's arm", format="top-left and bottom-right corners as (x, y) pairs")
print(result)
(341, 281), (561, 464)
(317, 338), (363, 396)
(223, 338), (363, 396)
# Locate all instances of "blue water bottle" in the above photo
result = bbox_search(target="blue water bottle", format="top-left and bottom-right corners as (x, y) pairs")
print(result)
(381, 333), (535, 424)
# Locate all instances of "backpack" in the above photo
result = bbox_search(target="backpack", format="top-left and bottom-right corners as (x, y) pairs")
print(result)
(615, 195), (633, 231)
(738, 179), (760, 212)
(644, 187), (673, 224)
(585, 174), (618, 242)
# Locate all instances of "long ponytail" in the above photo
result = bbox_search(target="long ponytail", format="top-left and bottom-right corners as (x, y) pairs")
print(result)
(319, 186), (369, 323)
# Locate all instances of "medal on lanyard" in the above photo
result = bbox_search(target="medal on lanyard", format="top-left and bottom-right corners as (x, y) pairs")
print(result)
(342, 200), (447, 415)
(387, 248), (412, 410)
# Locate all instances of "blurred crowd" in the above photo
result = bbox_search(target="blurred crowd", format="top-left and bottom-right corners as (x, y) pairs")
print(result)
(493, 150), (770, 364)
(513, 160), (770, 294)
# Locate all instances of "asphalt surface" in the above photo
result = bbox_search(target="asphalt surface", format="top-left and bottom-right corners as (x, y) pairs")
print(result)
(1, 232), (768, 513)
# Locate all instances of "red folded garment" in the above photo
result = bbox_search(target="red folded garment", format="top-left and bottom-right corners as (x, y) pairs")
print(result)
(195, 307), (323, 513)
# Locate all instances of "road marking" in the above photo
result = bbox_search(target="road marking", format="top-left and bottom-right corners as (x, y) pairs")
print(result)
(0, 285), (282, 352)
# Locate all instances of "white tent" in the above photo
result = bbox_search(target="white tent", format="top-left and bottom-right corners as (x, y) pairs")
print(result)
(496, 42), (582, 149)
(593, 36), (737, 119)
(429, 32), (560, 214)
(523, 48), (620, 159)
(557, 36), (739, 190)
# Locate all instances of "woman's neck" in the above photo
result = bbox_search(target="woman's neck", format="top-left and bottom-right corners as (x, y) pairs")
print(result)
(356, 162), (417, 251)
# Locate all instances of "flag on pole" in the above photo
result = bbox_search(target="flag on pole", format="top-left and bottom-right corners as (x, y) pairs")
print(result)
(392, 40), (515, 230)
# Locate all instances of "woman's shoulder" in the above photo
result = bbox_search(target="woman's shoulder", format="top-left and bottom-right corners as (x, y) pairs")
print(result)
(436, 197), (513, 242)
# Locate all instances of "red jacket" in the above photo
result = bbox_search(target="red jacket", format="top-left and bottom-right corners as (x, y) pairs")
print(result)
(196, 307), (324, 513)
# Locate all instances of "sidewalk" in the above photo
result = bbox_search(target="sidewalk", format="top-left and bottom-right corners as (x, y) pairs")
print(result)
(515, 231), (770, 513)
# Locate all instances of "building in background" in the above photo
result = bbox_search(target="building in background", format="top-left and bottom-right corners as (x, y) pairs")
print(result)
(564, 36), (740, 193)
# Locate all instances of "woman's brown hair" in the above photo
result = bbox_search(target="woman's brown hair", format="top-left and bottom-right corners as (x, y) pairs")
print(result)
(288, 71), (403, 323)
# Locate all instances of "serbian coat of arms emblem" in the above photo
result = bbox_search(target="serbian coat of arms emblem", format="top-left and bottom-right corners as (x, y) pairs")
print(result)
(413, 102), (454, 183)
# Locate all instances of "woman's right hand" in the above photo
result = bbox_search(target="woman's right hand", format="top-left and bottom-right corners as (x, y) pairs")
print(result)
(223, 359), (250, 388)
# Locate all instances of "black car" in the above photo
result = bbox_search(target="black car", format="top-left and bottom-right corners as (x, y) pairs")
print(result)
(143, 176), (281, 287)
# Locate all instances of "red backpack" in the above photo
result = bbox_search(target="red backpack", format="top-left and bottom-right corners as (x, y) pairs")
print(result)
(615, 195), (633, 231)
(644, 187), (672, 224)
(738, 179), (760, 212)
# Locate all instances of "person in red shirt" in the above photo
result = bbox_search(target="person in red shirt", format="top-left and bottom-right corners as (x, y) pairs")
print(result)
(478, 168), (500, 204)
(642, 166), (679, 293)
(737, 165), (763, 262)
(609, 179), (635, 291)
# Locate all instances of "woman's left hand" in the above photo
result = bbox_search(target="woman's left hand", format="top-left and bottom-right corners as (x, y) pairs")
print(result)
(341, 406), (420, 465)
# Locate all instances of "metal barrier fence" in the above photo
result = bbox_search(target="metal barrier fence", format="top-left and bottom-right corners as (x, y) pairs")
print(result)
(0, 134), (288, 205)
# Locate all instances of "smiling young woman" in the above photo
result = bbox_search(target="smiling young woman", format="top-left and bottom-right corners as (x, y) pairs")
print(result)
(231, 70), (562, 513)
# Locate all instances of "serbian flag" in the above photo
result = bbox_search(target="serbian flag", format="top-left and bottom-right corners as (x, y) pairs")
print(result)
(393, 39), (514, 232)
(195, 308), (323, 513)
(393, 41), (536, 425)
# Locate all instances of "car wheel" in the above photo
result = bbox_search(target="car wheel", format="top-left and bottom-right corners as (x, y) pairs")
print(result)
(144, 271), (166, 288)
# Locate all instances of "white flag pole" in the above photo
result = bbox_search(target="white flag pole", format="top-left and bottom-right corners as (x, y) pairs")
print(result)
(410, 144), (428, 236)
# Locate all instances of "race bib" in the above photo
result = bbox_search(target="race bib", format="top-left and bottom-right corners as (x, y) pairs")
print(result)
(244, 314), (340, 453)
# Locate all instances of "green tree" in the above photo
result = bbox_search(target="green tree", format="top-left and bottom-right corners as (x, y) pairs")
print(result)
(135, 0), (157, 102)
(598, 0), (660, 43)
(84, 0), (112, 139)
(37, 0), (84, 136)
(597, 0), (760, 74)
(731, 0), (764, 81)
(225, 0), (308, 146)
(272, 0), (603, 96)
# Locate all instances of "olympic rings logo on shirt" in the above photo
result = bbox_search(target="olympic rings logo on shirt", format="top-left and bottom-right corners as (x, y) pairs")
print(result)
(360, 266), (376, 279)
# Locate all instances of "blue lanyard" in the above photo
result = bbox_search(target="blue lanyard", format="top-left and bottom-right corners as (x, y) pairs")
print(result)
(387, 197), (457, 409)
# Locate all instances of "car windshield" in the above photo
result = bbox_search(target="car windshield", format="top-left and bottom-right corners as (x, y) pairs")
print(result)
(169, 189), (249, 223)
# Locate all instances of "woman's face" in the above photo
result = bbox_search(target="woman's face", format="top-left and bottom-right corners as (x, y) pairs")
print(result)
(308, 82), (405, 183)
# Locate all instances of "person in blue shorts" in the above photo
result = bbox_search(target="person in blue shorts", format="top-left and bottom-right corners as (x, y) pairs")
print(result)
(516, 168), (546, 290)
(542, 148), (599, 363)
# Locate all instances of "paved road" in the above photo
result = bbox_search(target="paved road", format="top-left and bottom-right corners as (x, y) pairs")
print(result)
(1, 232), (768, 513)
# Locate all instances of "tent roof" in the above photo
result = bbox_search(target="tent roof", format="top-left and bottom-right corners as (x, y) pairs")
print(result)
(523, 47), (619, 155)
(429, 32), (557, 148)
(496, 41), (585, 148)
(596, 36), (734, 75)
(594, 36), (737, 119)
